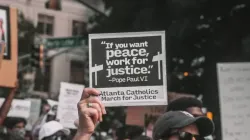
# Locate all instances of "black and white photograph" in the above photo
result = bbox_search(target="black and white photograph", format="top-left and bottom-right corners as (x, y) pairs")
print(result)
(0, 6), (11, 60)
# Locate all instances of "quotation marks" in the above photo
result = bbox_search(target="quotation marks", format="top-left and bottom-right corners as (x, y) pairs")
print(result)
(148, 65), (153, 74)
(101, 41), (114, 49)
(101, 41), (106, 44)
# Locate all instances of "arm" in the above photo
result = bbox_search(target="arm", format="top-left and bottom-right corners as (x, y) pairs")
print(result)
(73, 132), (91, 140)
(73, 88), (106, 140)
(0, 83), (18, 125)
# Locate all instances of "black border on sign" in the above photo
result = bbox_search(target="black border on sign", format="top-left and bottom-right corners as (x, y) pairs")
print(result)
(0, 5), (11, 60)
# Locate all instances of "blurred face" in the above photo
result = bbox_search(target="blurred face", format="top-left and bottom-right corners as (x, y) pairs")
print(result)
(43, 104), (51, 114)
(43, 131), (68, 140)
(12, 122), (25, 130)
(164, 124), (200, 140)
(46, 115), (56, 122)
(9, 121), (26, 140)
(186, 107), (204, 117)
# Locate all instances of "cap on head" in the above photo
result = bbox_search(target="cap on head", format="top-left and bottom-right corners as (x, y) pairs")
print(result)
(153, 111), (214, 140)
(38, 121), (70, 140)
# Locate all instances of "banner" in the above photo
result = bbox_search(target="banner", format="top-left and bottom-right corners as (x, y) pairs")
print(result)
(57, 82), (84, 129)
(25, 99), (41, 131)
(89, 31), (167, 106)
(0, 98), (31, 118)
(0, 6), (18, 88)
(217, 63), (250, 140)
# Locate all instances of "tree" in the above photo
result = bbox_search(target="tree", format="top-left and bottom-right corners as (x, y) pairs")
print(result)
(18, 12), (37, 56)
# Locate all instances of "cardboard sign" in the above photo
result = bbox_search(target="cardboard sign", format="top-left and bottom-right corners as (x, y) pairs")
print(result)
(0, 98), (31, 118)
(217, 63), (250, 140)
(57, 82), (84, 129)
(0, 6), (18, 88)
(89, 31), (167, 107)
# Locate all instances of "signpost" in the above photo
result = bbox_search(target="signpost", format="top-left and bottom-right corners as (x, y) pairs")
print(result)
(44, 36), (87, 49)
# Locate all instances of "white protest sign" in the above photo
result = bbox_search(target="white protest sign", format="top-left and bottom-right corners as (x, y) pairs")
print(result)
(57, 82), (84, 129)
(217, 63), (250, 140)
(89, 31), (167, 107)
(0, 98), (31, 118)
(25, 98), (41, 131)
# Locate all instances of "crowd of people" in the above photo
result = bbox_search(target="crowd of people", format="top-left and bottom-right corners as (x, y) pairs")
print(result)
(73, 88), (215, 140)
(0, 87), (215, 140)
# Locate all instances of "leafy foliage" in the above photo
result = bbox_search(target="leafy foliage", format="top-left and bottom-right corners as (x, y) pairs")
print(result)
(18, 12), (37, 56)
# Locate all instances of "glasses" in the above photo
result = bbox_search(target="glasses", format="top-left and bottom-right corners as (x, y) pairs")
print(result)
(163, 131), (205, 140)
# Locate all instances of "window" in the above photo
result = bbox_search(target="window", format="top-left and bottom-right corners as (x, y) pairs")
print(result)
(37, 14), (54, 36)
(70, 60), (85, 84)
(72, 20), (87, 36)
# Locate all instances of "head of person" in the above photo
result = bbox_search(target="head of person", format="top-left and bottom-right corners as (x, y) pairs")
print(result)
(131, 135), (152, 140)
(153, 111), (214, 140)
(46, 105), (58, 122)
(3, 117), (27, 140)
(115, 125), (143, 140)
(166, 97), (204, 117)
(40, 99), (51, 115)
(39, 121), (70, 140)
(25, 131), (33, 140)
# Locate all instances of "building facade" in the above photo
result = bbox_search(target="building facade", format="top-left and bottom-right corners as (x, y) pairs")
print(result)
(0, 0), (105, 97)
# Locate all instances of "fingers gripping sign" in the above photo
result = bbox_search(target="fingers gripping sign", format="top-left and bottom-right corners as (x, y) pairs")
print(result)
(77, 88), (107, 134)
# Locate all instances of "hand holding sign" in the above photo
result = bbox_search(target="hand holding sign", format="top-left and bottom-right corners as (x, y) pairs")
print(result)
(77, 88), (106, 134)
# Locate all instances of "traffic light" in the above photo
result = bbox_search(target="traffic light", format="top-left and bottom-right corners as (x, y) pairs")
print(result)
(206, 112), (213, 120)
(30, 44), (44, 68)
(183, 72), (189, 77)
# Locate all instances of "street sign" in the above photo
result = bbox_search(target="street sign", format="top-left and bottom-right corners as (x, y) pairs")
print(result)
(45, 36), (87, 49)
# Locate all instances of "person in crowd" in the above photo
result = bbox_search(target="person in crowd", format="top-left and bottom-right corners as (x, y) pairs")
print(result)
(45, 105), (57, 122)
(166, 97), (204, 117)
(131, 135), (152, 140)
(32, 99), (51, 140)
(2, 117), (27, 140)
(166, 97), (214, 140)
(38, 120), (70, 140)
(73, 88), (214, 140)
(115, 125), (144, 140)
(25, 131), (33, 140)
(152, 111), (214, 140)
